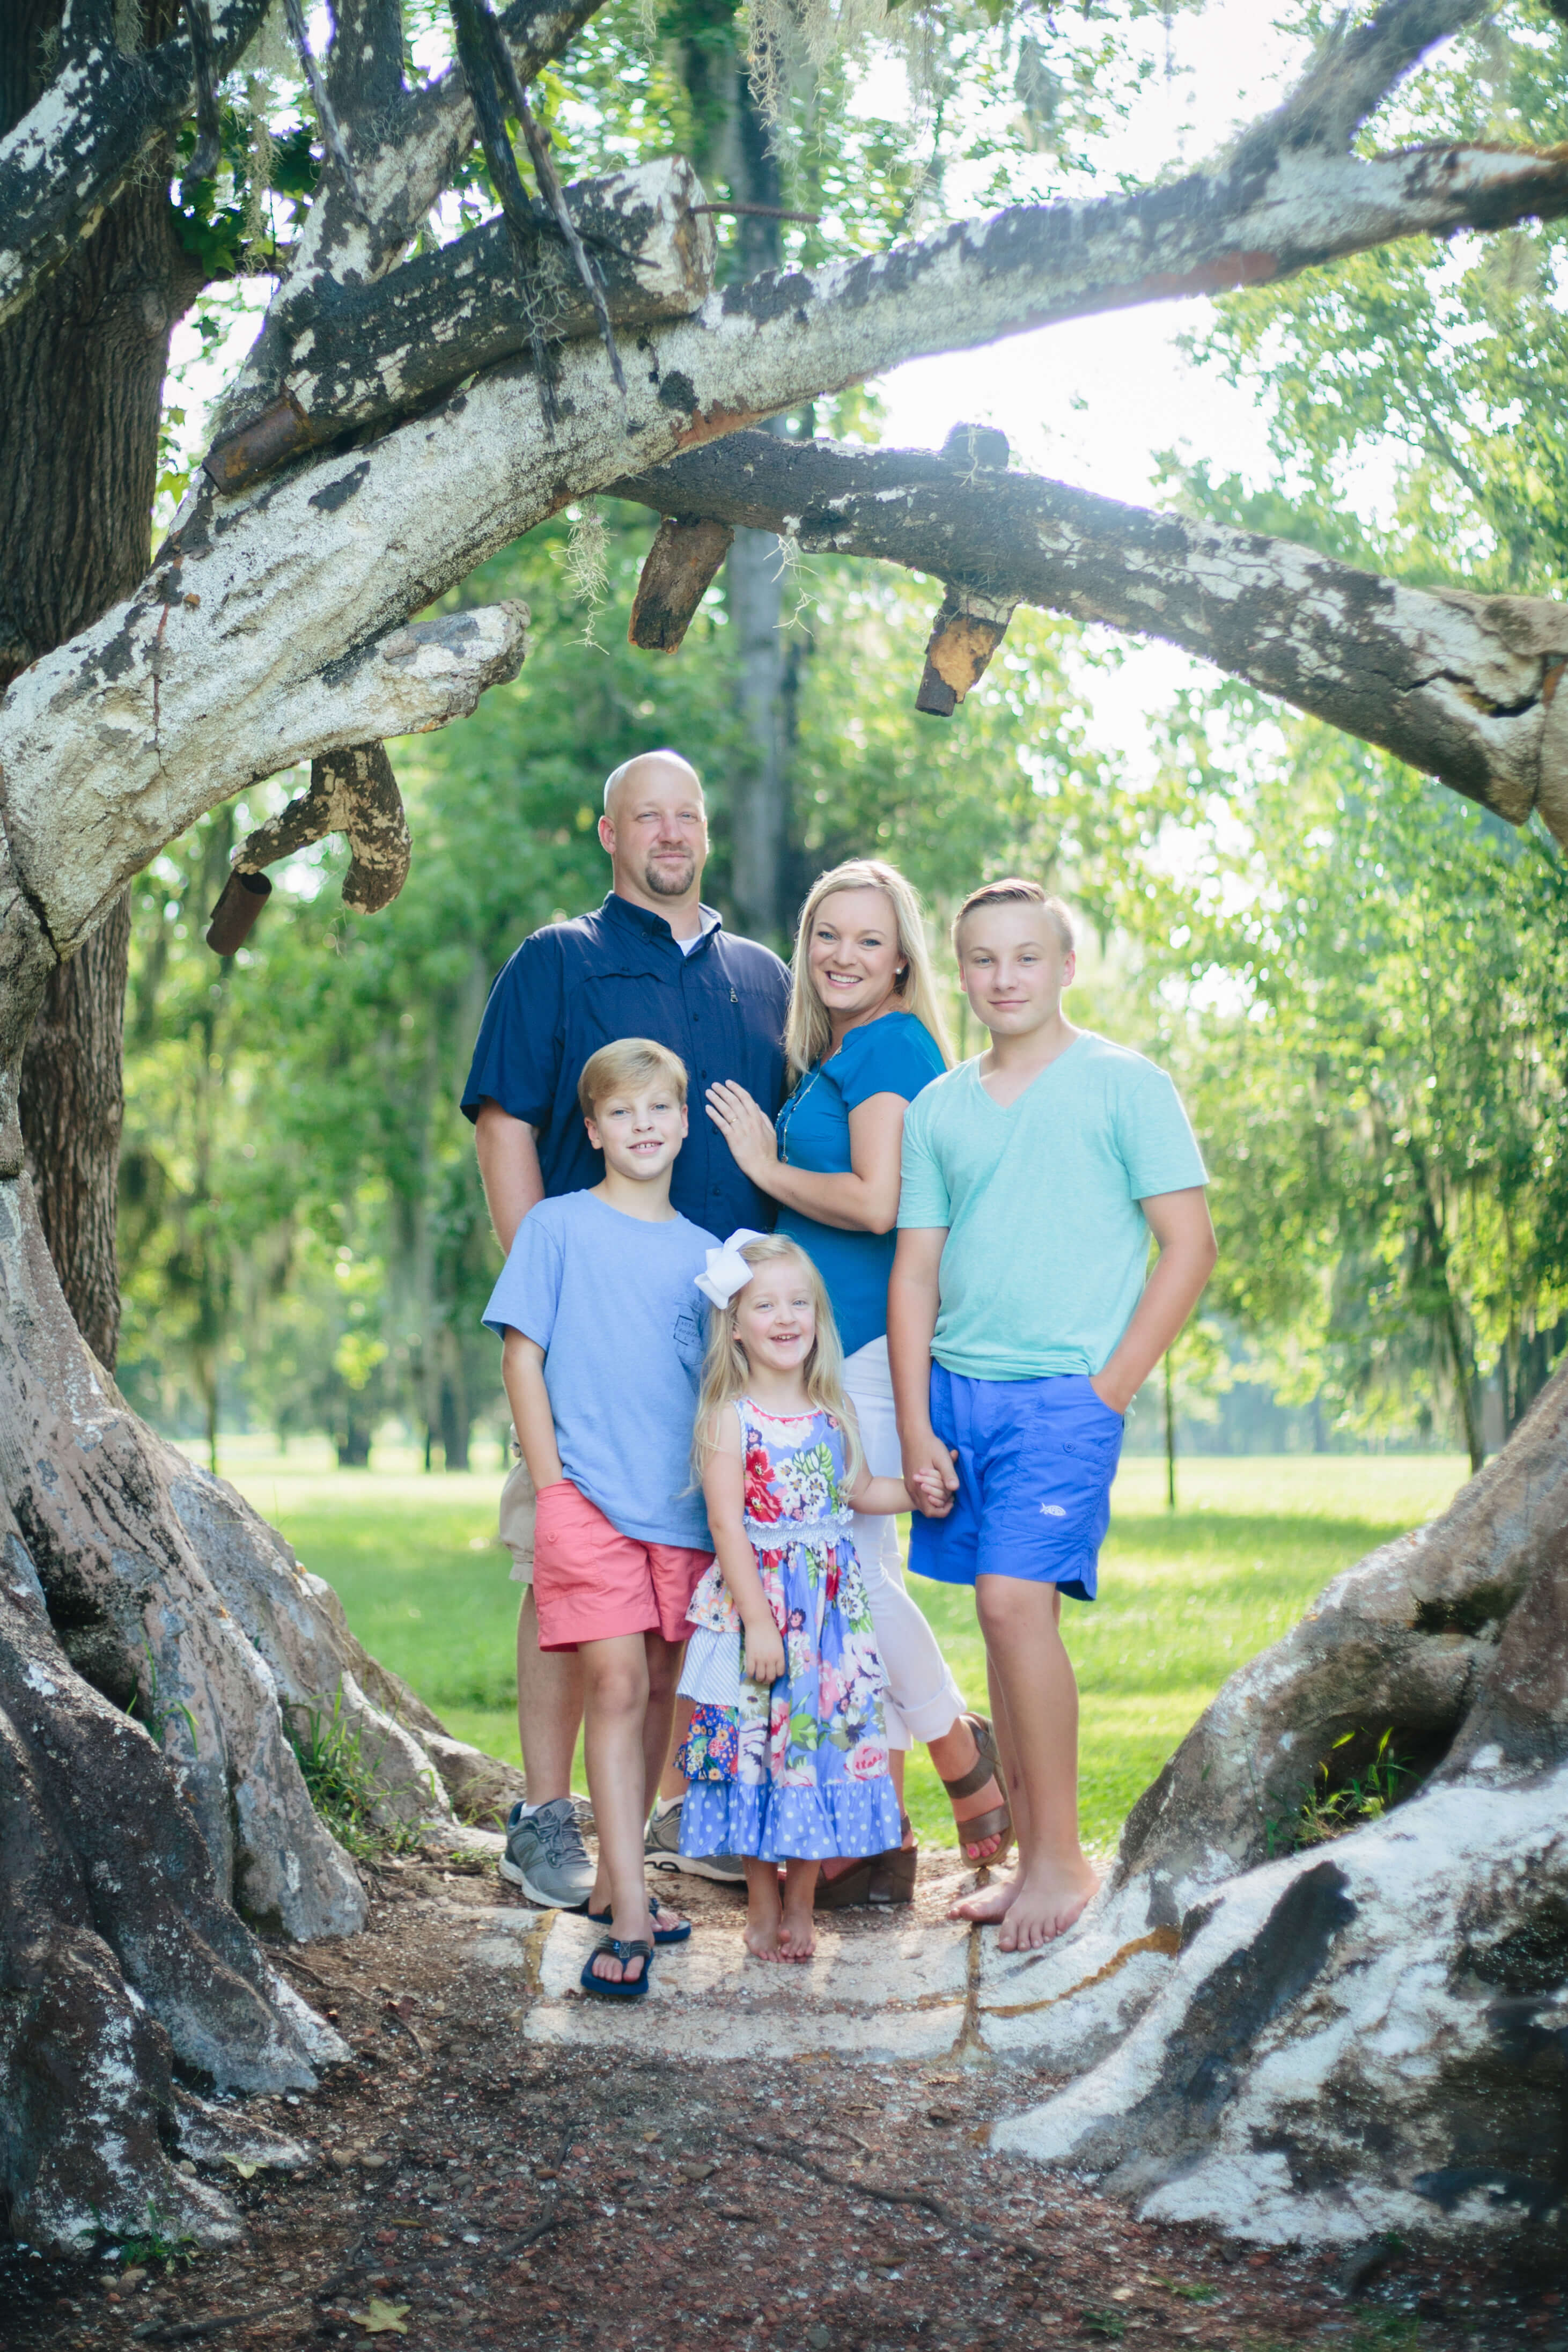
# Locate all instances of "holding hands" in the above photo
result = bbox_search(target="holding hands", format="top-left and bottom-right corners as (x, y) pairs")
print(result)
(902, 1431), (959, 1519)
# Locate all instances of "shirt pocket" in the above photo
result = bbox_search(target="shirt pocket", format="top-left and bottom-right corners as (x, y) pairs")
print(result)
(672, 1299), (709, 1379)
(575, 967), (678, 1063)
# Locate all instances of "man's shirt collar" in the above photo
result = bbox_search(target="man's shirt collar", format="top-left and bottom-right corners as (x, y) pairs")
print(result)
(602, 892), (723, 954)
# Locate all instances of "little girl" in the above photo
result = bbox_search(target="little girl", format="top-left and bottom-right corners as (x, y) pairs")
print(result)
(676, 1231), (919, 1962)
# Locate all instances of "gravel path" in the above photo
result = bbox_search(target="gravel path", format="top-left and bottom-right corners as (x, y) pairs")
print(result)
(4, 1850), (1555, 2351)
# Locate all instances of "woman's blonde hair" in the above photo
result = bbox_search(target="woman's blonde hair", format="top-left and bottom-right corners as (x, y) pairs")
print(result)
(693, 1235), (863, 1488)
(784, 859), (954, 1078)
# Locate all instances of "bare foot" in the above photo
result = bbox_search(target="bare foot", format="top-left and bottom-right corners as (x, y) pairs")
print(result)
(779, 1901), (817, 1961)
(744, 1916), (786, 1962)
(996, 1860), (1100, 1951)
(947, 1872), (1019, 1925)
(648, 1892), (689, 1938)
(779, 1858), (819, 1959)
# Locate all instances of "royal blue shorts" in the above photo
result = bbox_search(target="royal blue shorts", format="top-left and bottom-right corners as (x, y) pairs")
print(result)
(908, 1366), (1124, 1601)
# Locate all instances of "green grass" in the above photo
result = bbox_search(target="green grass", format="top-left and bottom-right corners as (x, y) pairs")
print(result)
(201, 1436), (1470, 1855)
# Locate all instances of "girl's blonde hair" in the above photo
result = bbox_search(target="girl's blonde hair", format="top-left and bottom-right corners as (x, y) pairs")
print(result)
(693, 1235), (863, 1488)
(784, 859), (954, 1079)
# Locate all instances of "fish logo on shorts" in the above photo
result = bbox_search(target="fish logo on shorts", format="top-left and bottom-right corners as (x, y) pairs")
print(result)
(1040, 1503), (1066, 1518)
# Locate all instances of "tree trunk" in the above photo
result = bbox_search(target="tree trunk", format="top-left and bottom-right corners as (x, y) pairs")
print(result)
(0, 1124), (528, 2243)
(728, 511), (790, 944)
(18, 898), (131, 1366)
(680, 30), (793, 946)
(976, 1361), (1568, 2257)
(2, 1), (195, 1368)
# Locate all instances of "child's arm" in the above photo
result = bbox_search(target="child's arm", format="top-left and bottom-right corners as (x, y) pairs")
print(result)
(1092, 1187), (1217, 1413)
(701, 1414), (786, 1685)
(844, 1464), (916, 1518)
(501, 1328), (564, 1490)
(887, 1225), (959, 1516)
(838, 1400), (918, 1517)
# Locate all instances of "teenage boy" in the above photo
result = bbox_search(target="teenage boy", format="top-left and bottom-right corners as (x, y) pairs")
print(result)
(889, 880), (1216, 1953)
(484, 1039), (717, 1996)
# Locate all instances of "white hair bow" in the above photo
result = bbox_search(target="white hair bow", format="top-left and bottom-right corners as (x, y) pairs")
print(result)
(694, 1229), (766, 1309)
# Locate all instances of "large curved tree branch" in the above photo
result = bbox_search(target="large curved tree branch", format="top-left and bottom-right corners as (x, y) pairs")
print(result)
(8, 119), (1568, 965)
(204, 157), (716, 486)
(614, 432), (1568, 845)
(223, 130), (1568, 479)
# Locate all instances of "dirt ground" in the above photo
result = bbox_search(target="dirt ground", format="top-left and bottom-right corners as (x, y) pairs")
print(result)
(4, 1851), (1561, 2352)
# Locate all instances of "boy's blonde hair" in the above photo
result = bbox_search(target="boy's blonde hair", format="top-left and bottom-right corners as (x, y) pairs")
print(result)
(785, 859), (953, 1078)
(952, 877), (1074, 957)
(578, 1037), (688, 1122)
(693, 1234), (863, 1488)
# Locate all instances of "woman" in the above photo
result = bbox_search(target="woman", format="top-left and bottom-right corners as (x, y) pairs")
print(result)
(705, 858), (1011, 1902)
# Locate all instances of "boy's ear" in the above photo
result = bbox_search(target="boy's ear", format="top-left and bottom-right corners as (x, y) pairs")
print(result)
(680, 1101), (689, 1136)
(584, 1111), (602, 1151)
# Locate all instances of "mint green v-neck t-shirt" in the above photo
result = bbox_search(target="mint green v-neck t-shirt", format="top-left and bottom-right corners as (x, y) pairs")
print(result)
(897, 1033), (1207, 1381)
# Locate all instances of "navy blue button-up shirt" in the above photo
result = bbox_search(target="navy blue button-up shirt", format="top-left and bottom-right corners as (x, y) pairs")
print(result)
(461, 892), (792, 1232)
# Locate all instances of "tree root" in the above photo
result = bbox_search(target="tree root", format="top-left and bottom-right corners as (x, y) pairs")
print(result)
(986, 1363), (1568, 2254)
(0, 1164), (521, 2246)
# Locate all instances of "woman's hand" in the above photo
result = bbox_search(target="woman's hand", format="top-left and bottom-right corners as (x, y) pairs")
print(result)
(742, 1611), (786, 1686)
(705, 1081), (780, 1185)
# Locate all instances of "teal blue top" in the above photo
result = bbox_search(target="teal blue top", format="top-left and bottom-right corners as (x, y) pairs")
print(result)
(897, 1032), (1207, 1380)
(775, 1011), (947, 1358)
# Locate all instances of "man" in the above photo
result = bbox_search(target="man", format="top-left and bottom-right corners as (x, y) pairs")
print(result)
(890, 879), (1215, 1952)
(463, 748), (791, 1906)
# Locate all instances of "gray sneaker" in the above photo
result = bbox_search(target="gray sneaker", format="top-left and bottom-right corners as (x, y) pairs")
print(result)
(644, 1796), (746, 1884)
(500, 1797), (594, 1909)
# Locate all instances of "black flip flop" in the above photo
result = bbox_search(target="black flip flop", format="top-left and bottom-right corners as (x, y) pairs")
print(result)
(579, 1936), (654, 2000)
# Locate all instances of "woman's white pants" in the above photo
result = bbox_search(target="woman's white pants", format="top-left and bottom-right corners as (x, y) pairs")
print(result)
(843, 1336), (966, 1753)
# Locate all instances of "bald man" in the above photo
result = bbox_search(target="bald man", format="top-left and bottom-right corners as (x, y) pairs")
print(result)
(462, 749), (790, 1903)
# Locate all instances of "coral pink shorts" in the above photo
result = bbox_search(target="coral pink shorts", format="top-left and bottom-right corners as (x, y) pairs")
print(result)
(531, 1480), (712, 1652)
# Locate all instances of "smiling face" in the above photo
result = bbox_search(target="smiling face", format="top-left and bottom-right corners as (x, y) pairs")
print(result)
(732, 1261), (819, 1377)
(805, 887), (906, 1028)
(955, 900), (1076, 1039)
(599, 755), (709, 907)
(584, 1080), (689, 1184)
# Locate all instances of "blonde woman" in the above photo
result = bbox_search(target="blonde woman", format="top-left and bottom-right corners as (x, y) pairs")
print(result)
(705, 859), (1012, 1900)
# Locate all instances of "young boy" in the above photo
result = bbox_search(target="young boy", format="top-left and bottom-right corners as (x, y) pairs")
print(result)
(484, 1039), (717, 1997)
(888, 880), (1215, 1953)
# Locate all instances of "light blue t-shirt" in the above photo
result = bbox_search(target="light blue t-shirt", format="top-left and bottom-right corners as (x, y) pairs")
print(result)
(482, 1191), (717, 1548)
(897, 1033), (1207, 1381)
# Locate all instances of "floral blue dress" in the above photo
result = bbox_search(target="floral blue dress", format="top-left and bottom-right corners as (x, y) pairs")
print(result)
(676, 1401), (901, 1862)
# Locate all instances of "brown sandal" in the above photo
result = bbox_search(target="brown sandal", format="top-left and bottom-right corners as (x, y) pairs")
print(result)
(941, 1712), (1013, 1863)
(815, 1813), (917, 1909)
